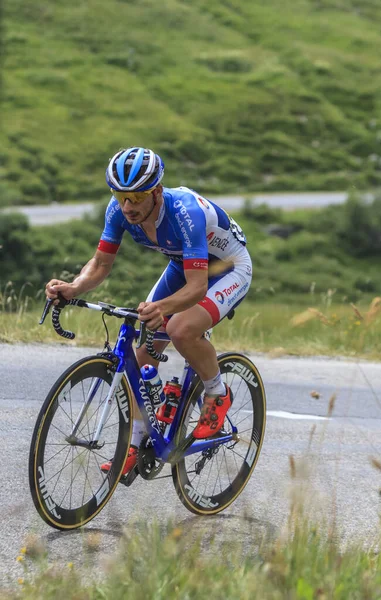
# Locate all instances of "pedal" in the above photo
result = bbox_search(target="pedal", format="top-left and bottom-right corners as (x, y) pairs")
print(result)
(119, 466), (139, 487)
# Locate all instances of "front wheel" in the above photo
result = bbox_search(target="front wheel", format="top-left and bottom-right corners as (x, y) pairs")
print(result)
(29, 356), (133, 530)
(172, 353), (266, 515)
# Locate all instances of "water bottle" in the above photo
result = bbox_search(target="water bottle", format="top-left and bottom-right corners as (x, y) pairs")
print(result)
(140, 364), (165, 409)
(156, 376), (182, 424)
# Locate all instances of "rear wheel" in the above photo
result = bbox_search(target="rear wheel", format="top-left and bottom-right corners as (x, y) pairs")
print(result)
(172, 353), (266, 515)
(29, 356), (132, 530)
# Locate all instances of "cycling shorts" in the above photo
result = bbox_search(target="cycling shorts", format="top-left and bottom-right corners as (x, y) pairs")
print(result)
(146, 248), (252, 326)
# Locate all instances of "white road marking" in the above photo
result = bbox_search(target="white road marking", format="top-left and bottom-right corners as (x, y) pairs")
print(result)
(267, 410), (329, 421)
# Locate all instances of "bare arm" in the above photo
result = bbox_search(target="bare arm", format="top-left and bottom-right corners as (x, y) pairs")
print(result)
(157, 269), (207, 315)
(45, 249), (117, 300)
(138, 269), (208, 329)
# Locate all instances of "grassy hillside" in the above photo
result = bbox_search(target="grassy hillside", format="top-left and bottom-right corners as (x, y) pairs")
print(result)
(2, 0), (381, 205)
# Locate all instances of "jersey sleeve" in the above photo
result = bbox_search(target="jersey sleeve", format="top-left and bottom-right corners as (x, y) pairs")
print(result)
(98, 198), (124, 254)
(171, 193), (208, 270)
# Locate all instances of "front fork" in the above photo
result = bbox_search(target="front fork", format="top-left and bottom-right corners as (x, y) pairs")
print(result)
(66, 370), (124, 449)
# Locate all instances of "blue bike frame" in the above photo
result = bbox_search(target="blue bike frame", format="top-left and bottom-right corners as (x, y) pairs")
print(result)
(113, 320), (236, 463)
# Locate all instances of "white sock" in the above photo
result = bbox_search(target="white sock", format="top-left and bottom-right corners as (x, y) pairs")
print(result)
(131, 419), (146, 448)
(203, 372), (226, 396)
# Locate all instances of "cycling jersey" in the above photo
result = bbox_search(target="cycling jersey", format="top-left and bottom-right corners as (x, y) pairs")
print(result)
(98, 186), (247, 271)
(98, 186), (252, 325)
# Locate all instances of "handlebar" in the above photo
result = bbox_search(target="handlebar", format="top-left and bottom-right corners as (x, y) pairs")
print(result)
(39, 295), (168, 362)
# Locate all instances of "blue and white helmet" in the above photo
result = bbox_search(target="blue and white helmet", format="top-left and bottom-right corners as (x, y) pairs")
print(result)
(106, 147), (164, 192)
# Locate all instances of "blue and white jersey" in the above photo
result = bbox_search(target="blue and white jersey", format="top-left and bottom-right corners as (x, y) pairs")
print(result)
(98, 186), (247, 272)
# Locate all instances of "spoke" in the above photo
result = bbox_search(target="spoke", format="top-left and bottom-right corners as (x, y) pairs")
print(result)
(70, 446), (74, 509)
(231, 374), (245, 403)
(80, 379), (86, 403)
(48, 447), (72, 496)
(222, 446), (232, 487)
(236, 427), (254, 435)
(49, 420), (71, 440)
(186, 454), (201, 472)
(227, 446), (247, 461)
(84, 379), (93, 444)
(89, 382), (117, 438)
(69, 390), (74, 493)
(234, 413), (253, 429)
(44, 447), (87, 486)
(59, 457), (86, 507)
(187, 454), (206, 485)
(189, 471), (200, 486)
(57, 402), (89, 441)
(44, 444), (71, 465)
(230, 372), (239, 390)
(229, 389), (251, 420)
(90, 402), (118, 440)
(91, 450), (113, 464)
(101, 421), (120, 432)
(81, 449), (94, 506)
(218, 450), (225, 493)
(230, 442), (241, 475)
(211, 448), (224, 496)
(201, 453), (216, 497)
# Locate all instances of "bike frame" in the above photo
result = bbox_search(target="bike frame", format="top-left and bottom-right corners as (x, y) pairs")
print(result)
(71, 318), (236, 463)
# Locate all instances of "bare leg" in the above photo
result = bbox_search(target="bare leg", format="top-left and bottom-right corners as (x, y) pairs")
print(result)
(166, 305), (218, 381)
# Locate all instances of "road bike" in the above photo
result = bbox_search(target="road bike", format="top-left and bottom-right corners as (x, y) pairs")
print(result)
(29, 296), (266, 530)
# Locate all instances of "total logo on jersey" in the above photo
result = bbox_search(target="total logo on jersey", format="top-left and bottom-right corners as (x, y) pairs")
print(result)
(215, 291), (225, 305)
(173, 199), (194, 231)
(215, 283), (240, 304)
(206, 232), (230, 252)
(223, 282), (239, 296)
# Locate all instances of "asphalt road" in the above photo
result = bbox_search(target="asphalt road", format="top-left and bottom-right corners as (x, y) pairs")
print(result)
(1, 343), (381, 585)
(1, 192), (364, 226)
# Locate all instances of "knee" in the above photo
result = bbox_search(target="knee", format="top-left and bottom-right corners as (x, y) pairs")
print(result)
(167, 321), (197, 348)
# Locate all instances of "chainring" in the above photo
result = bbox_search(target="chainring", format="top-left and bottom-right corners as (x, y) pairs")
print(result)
(137, 434), (165, 480)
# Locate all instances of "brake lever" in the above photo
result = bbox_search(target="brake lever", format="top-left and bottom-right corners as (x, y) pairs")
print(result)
(39, 298), (53, 325)
(136, 321), (147, 349)
(39, 293), (69, 326)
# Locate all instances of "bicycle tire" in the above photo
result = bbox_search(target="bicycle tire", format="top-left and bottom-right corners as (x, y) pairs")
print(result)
(172, 353), (266, 515)
(29, 355), (132, 530)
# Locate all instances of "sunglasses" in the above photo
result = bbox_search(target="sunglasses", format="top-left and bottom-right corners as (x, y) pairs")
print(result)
(111, 189), (154, 205)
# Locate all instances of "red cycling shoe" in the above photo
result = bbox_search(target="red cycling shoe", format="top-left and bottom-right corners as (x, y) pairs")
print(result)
(193, 386), (233, 439)
(100, 445), (138, 476)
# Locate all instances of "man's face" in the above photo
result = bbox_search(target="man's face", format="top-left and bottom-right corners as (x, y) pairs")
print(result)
(116, 193), (155, 224)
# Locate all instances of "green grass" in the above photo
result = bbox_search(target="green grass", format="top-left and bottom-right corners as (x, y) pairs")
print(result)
(2, 298), (380, 360)
(5, 516), (381, 599)
(2, 0), (381, 205)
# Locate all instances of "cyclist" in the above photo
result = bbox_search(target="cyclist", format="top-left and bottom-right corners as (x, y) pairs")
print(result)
(45, 147), (252, 477)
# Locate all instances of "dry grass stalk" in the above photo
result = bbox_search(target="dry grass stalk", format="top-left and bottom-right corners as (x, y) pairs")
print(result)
(308, 425), (316, 449)
(23, 533), (46, 559)
(365, 297), (381, 326)
(290, 309), (316, 327)
(327, 393), (336, 417)
(289, 455), (296, 479)
(83, 531), (102, 553)
(350, 303), (364, 321)
(307, 308), (331, 326)
(370, 457), (381, 472)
